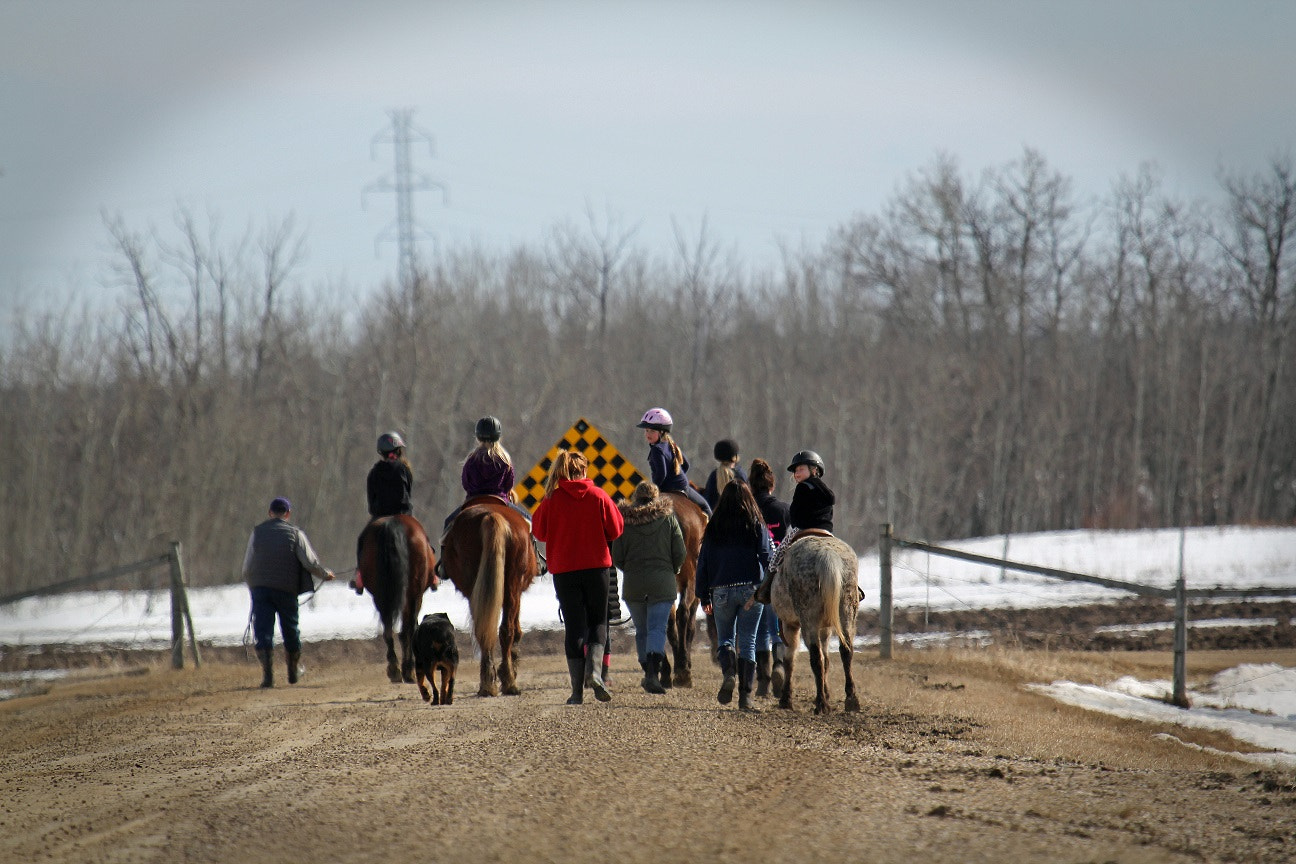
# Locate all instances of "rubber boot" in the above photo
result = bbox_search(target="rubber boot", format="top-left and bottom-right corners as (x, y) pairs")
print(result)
(641, 653), (666, 694)
(587, 643), (611, 702)
(287, 650), (302, 684)
(717, 646), (736, 705)
(755, 649), (772, 697)
(770, 643), (787, 697)
(256, 648), (274, 688)
(738, 658), (761, 712)
(607, 569), (628, 625)
(566, 657), (584, 705)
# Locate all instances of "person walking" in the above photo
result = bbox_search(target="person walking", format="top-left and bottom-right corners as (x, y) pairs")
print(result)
(610, 481), (685, 694)
(353, 431), (415, 595)
(695, 481), (772, 712)
(532, 450), (624, 704)
(748, 458), (791, 697)
(242, 497), (335, 688)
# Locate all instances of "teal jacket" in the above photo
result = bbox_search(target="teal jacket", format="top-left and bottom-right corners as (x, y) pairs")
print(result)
(610, 496), (686, 605)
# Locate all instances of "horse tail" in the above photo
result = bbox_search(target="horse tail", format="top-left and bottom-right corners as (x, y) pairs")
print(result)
(374, 518), (410, 629)
(470, 512), (507, 657)
(816, 543), (846, 647)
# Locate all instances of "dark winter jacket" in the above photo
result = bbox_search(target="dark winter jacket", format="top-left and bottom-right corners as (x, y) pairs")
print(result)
(461, 449), (515, 499)
(703, 463), (749, 510)
(789, 476), (835, 532)
(610, 495), (686, 605)
(695, 529), (772, 607)
(532, 477), (624, 574)
(646, 439), (691, 493)
(367, 457), (413, 518)
(242, 517), (330, 594)
(754, 490), (792, 544)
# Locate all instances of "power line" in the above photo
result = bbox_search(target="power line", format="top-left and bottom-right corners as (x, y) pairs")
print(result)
(363, 108), (445, 292)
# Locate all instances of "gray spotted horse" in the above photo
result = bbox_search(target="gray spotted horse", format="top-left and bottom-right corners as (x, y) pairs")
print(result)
(769, 533), (863, 715)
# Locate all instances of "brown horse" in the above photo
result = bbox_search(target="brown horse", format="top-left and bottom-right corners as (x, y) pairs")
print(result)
(439, 496), (539, 696)
(358, 514), (437, 684)
(660, 491), (707, 687)
(769, 534), (862, 715)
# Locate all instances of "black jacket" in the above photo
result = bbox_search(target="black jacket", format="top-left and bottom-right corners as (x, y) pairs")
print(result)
(754, 490), (792, 544)
(789, 476), (834, 532)
(367, 458), (413, 518)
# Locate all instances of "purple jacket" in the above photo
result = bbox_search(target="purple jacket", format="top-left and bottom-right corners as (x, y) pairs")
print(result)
(462, 449), (515, 499)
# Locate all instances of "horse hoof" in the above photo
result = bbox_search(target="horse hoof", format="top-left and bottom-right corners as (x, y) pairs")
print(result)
(502, 684), (521, 696)
(845, 696), (861, 713)
(478, 687), (498, 698)
(778, 699), (794, 711)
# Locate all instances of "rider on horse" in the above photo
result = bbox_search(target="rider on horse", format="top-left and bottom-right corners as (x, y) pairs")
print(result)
(754, 449), (836, 605)
(636, 407), (712, 517)
(353, 431), (423, 595)
(438, 416), (546, 579)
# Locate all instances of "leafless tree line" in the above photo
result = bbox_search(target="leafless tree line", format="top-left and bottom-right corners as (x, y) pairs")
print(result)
(2, 150), (1293, 593)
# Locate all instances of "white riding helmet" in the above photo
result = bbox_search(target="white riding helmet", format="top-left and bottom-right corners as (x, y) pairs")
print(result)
(636, 407), (673, 433)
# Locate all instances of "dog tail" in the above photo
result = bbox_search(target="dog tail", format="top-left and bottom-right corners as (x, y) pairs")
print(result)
(470, 512), (507, 656)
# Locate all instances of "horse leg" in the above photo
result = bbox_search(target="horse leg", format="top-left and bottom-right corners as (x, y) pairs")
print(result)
(400, 602), (419, 684)
(839, 639), (859, 712)
(661, 609), (676, 689)
(383, 624), (401, 684)
(671, 596), (693, 688)
(497, 615), (521, 696)
(810, 636), (831, 716)
(778, 622), (800, 711)
(477, 641), (498, 697)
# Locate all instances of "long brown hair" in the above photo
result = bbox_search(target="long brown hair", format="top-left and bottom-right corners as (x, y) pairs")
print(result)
(748, 458), (775, 494)
(703, 480), (764, 547)
(545, 450), (589, 497)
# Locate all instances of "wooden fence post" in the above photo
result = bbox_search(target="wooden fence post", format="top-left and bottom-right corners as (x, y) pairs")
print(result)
(880, 523), (893, 660)
(169, 541), (202, 670)
(1171, 527), (1189, 708)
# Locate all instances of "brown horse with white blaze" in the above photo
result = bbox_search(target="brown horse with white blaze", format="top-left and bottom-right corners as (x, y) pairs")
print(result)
(357, 514), (437, 684)
(770, 533), (862, 715)
(440, 496), (539, 696)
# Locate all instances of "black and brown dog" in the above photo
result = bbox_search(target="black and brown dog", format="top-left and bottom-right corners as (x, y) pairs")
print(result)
(413, 612), (459, 705)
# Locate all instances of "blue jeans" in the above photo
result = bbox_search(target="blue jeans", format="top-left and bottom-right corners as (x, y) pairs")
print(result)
(711, 584), (762, 662)
(626, 599), (673, 662)
(755, 603), (782, 651)
(250, 586), (300, 652)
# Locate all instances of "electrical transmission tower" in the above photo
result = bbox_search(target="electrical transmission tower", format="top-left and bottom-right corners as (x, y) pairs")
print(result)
(364, 108), (445, 292)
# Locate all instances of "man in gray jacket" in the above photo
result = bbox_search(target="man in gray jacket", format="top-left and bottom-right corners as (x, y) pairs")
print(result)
(242, 497), (334, 688)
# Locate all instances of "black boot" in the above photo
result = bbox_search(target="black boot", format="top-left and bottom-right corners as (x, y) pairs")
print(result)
(641, 652), (666, 694)
(287, 650), (302, 684)
(717, 646), (736, 705)
(566, 657), (584, 705)
(256, 648), (274, 688)
(658, 652), (673, 690)
(587, 643), (611, 702)
(770, 643), (787, 697)
(738, 658), (760, 712)
(755, 650), (772, 698)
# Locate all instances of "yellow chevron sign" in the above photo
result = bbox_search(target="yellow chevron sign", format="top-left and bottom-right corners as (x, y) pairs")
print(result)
(514, 417), (644, 513)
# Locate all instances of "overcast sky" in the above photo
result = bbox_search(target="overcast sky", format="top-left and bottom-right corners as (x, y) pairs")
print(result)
(3, 1), (1294, 326)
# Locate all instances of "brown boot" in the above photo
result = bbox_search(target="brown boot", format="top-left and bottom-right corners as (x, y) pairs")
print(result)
(738, 658), (761, 712)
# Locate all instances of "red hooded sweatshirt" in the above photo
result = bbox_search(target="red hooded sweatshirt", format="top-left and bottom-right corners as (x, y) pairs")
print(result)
(532, 477), (624, 574)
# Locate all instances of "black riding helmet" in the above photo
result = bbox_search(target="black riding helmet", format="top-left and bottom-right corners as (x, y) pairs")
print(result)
(786, 449), (825, 476)
(475, 416), (502, 442)
(377, 431), (406, 455)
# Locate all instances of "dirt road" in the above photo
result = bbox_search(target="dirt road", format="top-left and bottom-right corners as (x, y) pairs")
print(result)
(3, 641), (1294, 863)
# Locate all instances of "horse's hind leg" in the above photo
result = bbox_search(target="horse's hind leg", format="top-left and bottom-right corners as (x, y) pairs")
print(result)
(671, 597), (694, 688)
(383, 625), (401, 683)
(839, 640), (859, 713)
(777, 622), (800, 711)
(477, 647), (498, 697)
(497, 616), (521, 696)
(810, 638), (832, 716)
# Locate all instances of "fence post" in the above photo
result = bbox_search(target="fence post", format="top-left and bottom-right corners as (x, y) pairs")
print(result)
(169, 541), (202, 670)
(880, 523), (893, 660)
(1171, 528), (1189, 708)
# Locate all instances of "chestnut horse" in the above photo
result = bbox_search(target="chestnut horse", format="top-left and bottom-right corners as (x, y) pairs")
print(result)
(358, 514), (437, 684)
(660, 491), (707, 687)
(439, 496), (539, 696)
(769, 533), (861, 715)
